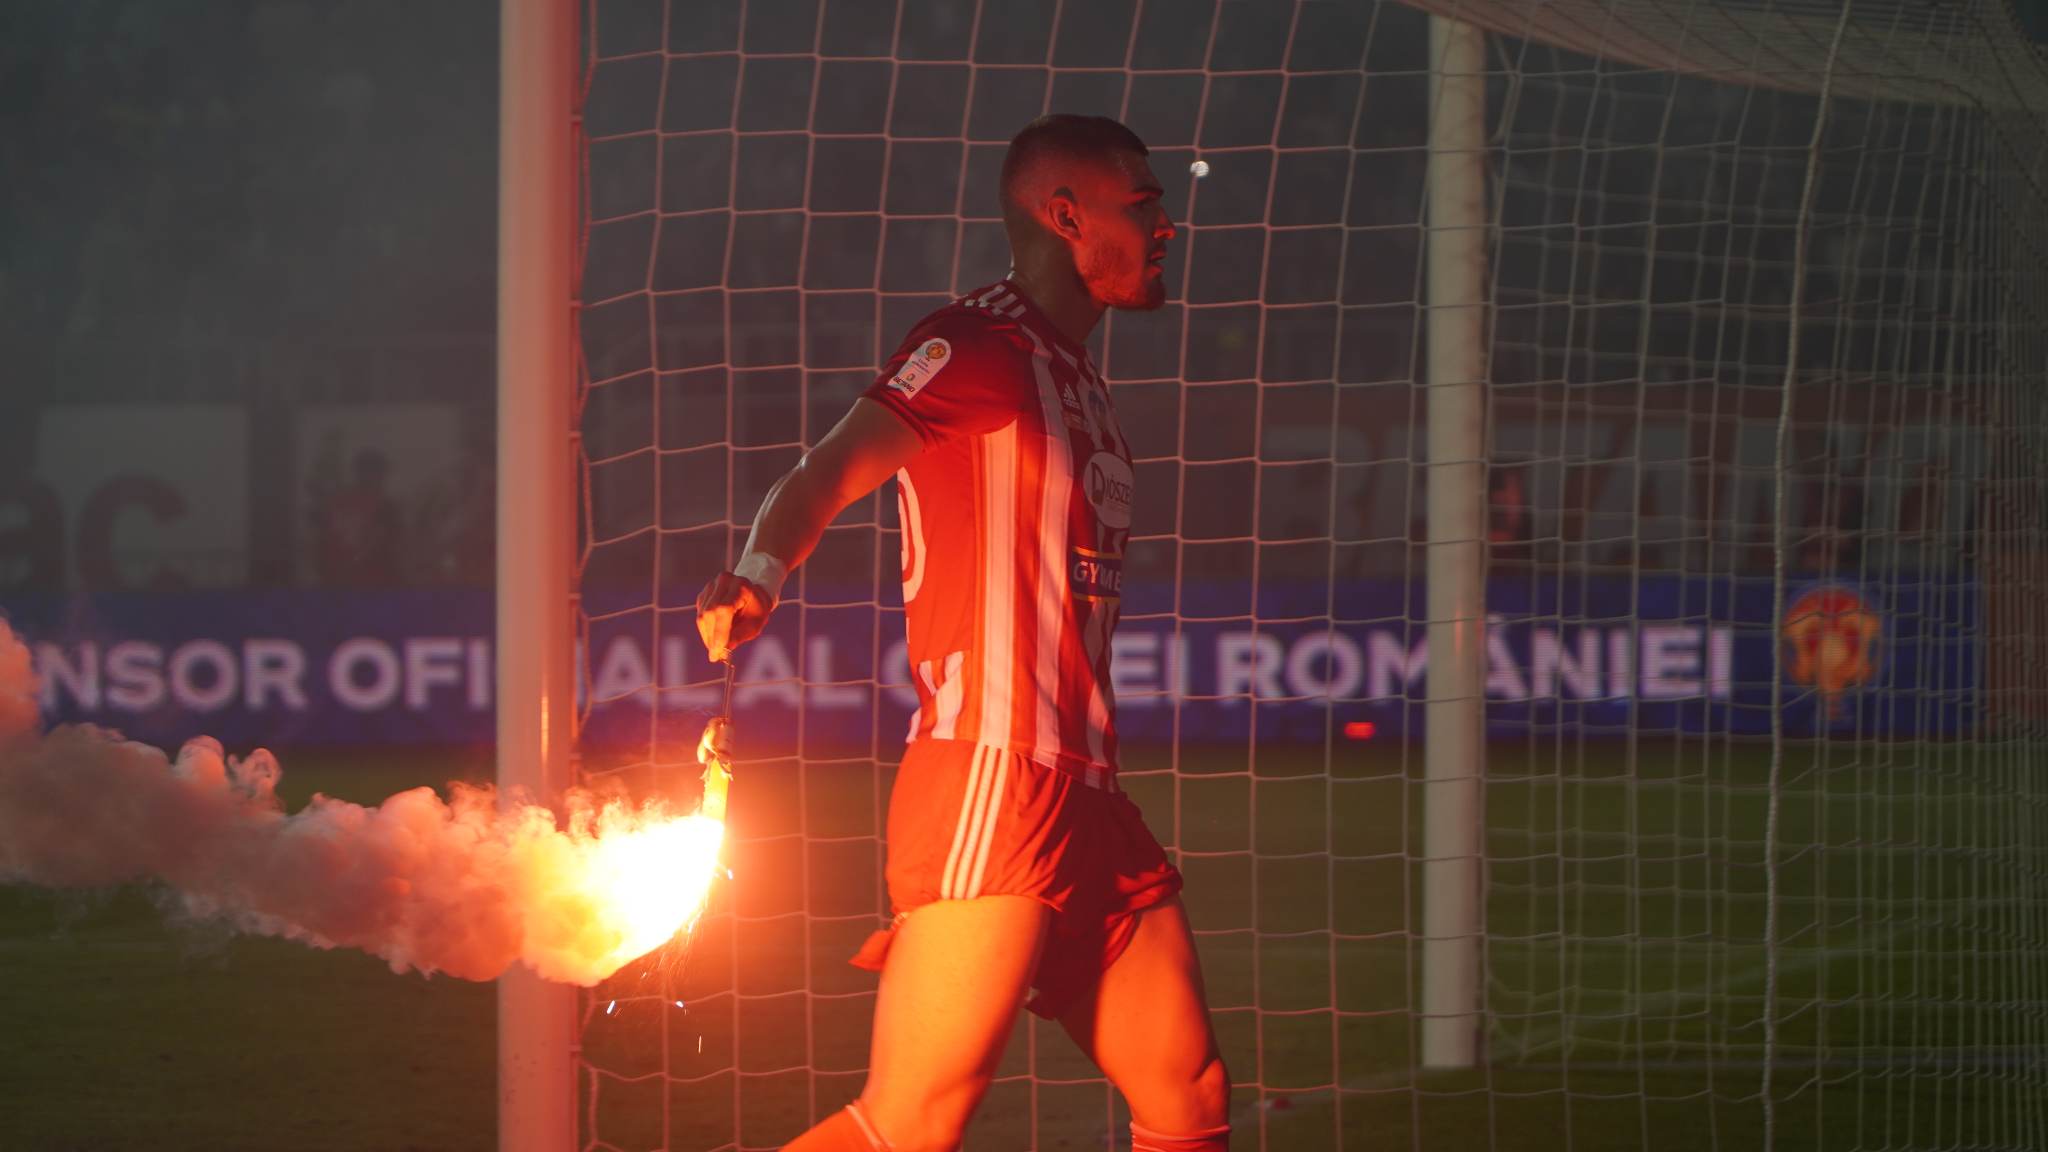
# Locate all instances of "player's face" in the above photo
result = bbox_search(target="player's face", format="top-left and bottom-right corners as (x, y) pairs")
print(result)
(1075, 152), (1175, 311)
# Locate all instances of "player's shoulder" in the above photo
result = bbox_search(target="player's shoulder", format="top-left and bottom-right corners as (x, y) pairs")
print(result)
(908, 281), (1039, 364)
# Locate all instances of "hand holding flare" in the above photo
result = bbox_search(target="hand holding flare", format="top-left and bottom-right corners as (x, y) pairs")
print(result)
(695, 659), (737, 824)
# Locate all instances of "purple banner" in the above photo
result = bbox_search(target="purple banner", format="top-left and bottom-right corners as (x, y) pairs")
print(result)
(0, 574), (1978, 753)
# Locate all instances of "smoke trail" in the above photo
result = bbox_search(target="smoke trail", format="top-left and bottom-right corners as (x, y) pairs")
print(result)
(0, 621), (718, 986)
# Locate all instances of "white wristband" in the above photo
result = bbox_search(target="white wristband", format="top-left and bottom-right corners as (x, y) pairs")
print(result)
(732, 551), (789, 608)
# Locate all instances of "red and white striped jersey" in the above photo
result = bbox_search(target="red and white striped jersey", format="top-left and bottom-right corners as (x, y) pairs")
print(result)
(862, 278), (1134, 788)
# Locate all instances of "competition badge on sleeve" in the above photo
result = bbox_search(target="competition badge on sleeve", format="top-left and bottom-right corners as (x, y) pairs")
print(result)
(886, 338), (952, 399)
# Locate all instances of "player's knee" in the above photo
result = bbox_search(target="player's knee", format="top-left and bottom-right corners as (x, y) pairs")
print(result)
(1131, 1063), (1231, 1152)
(1128, 1051), (1231, 1135)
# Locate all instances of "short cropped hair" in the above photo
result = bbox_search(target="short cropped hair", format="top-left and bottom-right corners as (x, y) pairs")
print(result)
(1000, 114), (1149, 216)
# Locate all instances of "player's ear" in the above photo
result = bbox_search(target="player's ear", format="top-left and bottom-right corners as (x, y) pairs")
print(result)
(1045, 187), (1083, 242)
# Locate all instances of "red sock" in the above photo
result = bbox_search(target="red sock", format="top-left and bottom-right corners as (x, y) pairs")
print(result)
(1131, 1120), (1231, 1151)
(781, 1104), (893, 1151)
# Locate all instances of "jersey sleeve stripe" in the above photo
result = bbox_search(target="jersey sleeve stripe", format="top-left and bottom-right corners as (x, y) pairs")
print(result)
(987, 287), (1024, 318)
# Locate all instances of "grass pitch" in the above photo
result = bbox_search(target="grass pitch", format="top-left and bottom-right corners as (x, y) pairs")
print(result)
(1, 738), (2039, 1151)
(0, 751), (498, 1152)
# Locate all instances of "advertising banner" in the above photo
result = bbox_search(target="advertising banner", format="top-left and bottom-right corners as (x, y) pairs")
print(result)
(3, 575), (1977, 753)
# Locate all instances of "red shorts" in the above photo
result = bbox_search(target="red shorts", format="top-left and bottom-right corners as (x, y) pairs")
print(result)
(850, 739), (1183, 1019)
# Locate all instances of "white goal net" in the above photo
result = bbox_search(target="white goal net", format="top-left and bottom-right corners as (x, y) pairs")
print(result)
(569, 0), (2048, 1147)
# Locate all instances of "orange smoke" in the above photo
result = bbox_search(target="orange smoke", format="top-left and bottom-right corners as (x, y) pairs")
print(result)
(0, 621), (723, 986)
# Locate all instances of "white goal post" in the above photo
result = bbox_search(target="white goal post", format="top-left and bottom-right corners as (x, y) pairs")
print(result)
(496, 0), (578, 1150)
(1421, 12), (1489, 1072)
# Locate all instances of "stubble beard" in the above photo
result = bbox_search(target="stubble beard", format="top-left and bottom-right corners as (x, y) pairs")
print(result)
(1082, 242), (1164, 312)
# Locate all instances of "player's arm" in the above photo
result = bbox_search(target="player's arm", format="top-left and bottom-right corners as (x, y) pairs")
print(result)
(696, 397), (922, 661)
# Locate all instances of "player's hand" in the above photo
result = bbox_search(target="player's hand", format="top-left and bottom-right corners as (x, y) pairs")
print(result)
(696, 716), (734, 766)
(696, 572), (772, 663)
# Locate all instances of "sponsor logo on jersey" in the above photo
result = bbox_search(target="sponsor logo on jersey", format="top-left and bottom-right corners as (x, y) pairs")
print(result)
(1781, 585), (1881, 721)
(887, 338), (952, 398)
(1082, 451), (1134, 529)
(1068, 545), (1123, 601)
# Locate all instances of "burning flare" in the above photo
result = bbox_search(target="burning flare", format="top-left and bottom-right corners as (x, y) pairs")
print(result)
(0, 620), (727, 986)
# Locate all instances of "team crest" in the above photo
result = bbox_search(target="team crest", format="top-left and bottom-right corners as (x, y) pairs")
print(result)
(1781, 585), (1881, 721)
(888, 338), (952, 398)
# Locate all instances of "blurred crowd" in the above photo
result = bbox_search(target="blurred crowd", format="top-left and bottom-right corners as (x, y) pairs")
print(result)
(303, 436), (492, 590)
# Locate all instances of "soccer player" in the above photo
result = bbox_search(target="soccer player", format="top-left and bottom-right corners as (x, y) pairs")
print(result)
(697, 114), (1230, 1152)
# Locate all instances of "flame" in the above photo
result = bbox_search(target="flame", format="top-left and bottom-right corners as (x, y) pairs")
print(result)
(575, 807), (726, 973)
